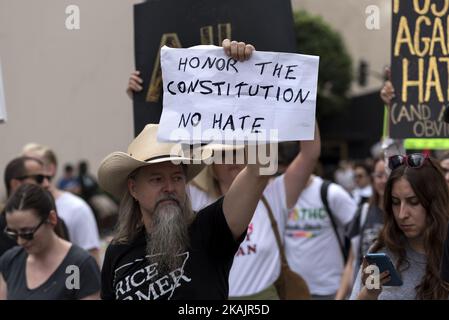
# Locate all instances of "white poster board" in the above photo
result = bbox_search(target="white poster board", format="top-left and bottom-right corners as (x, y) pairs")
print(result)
(0, 58), (6, 123)
(158, 45), (319, 143)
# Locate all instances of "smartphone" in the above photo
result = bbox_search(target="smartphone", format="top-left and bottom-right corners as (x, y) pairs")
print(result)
(364, 253), (403, 286)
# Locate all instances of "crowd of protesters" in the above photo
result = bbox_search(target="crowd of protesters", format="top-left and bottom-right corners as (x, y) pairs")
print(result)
(1, 39), (449, 300)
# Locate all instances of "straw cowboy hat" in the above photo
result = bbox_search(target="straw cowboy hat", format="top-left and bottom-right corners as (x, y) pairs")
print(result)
(98, 124), (211, 199)
(190, 143), (246, 197)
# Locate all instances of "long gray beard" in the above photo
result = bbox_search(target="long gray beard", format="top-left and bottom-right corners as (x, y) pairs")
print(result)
(145, 200), (191, 273)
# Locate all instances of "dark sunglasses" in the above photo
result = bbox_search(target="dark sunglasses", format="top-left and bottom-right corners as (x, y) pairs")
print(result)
(4, 218), (47, 241)
(388, 153), (429, 171)
(16, 174), (52, 184)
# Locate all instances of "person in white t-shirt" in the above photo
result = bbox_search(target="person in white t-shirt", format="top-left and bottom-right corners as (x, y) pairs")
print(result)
(284, 175), (357, 299)
(189, 127), (321, 299)
(21, 144), (101, 264)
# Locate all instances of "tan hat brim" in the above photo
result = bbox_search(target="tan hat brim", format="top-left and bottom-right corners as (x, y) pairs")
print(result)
(98, 152), (205, 200)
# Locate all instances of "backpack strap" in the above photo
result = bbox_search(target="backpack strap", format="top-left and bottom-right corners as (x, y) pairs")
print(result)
(359, 202), (370, 230)
(320, 180), (348, 263)
(358, 202), (370, 265)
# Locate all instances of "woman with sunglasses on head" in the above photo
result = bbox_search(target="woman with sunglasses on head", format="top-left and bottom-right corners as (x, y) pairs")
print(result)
(350, 154), (449, 299)
(0, 184), (100, 300)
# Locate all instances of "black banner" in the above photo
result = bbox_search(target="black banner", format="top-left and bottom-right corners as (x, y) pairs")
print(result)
(133, 0), (296, 136)
(390, 0), (449, 139)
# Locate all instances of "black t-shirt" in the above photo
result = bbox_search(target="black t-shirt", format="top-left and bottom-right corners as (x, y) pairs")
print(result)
(101, 197), (244, 300)
(347, 204), (384, 266)
(441, 222), (449, 282)
(0, 244), (100, 299)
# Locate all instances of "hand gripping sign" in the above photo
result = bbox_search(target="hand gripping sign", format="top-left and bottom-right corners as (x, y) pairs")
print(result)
(157, 45), (319, 143)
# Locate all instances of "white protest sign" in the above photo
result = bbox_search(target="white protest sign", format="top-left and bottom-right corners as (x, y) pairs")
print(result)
(0, 58), (6, 123)
(158, 45), (319, 143)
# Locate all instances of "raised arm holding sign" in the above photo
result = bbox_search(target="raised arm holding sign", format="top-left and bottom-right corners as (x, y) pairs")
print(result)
(184, 40), (320, 299)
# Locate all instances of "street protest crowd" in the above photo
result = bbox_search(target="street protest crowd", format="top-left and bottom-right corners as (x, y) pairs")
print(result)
(1, 37), (449, 301)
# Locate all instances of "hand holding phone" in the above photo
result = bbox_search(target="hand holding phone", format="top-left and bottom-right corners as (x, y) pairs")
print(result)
(364, 253), (403, 286)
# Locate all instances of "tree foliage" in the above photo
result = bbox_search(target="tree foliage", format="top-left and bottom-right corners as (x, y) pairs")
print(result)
(294, 10), (353, 118)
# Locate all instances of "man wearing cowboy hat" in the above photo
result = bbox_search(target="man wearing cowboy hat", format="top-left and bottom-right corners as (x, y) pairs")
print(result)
(99, 41), (271, 300)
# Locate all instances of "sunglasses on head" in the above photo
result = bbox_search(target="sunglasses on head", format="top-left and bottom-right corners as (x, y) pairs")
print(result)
(3, 218), (47, 241)
(16, 174), (52, 184)
(388, 153), (429, 171)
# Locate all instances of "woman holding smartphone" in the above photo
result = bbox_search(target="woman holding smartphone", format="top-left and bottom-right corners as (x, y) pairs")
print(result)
(350, 154), (449, 300)
(0, 184), (100, 300)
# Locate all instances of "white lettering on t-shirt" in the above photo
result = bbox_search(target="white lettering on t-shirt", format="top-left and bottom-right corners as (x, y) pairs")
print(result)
(155, 275), (172, 296)
(114, 252), (191, 300)
(145, 263), (159, 281)
(135, 282), (160, 300)
(124, 275), (132, 292)
(169, 268), (192, 288)
(115, 280), (126, 296)
(130, 269), (146, 287)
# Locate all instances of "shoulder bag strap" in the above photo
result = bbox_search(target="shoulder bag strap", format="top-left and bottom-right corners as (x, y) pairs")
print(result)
(260, 195), (288, 266)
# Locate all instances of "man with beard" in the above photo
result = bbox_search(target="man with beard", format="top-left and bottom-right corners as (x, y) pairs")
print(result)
(99, 40), (271, 300)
